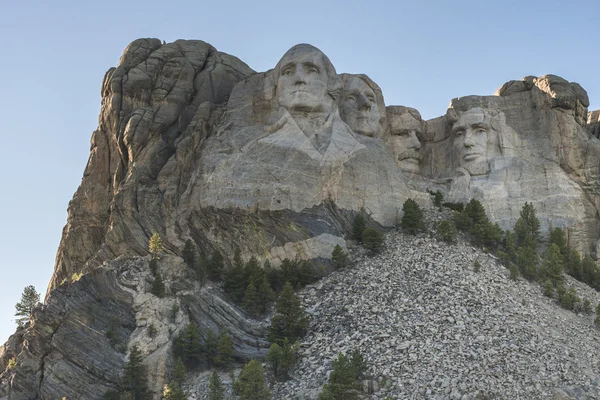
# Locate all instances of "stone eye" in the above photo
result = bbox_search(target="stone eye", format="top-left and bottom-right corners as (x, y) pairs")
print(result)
(346, 95), (356, 102)
(455, 130), (465, 137)
(367, 96), (375, 103)
(308, 66), (319, 74)
(282, 69), (293, 76)
(476, 128), (486, 134)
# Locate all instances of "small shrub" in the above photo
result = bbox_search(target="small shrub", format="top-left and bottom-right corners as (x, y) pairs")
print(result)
(453, 211), (472, 232)
(266, 338), (300, 381)
(331, 245), (349, 269)
(171, 303), (180, 323)
(432, 190), (443, 208)
(147, 323), (157, 338)
(473, 259), (481, 273)
(442, 202), (464, 212)
(400, 199), (425, 234)
(583, 299), (593, 314)
(149, 233), (163, 259)
(151, 272), (166, 298)
(352, 214), (366, 243)
(362, 227), (385, 254)
(209, 370), (225, 400)
(7, 356), (16, 370)
(234, 360), (271, 400)
(71, 272), (83, 282)
(437, 220), (457, 243)
(543, 279), (554, 297)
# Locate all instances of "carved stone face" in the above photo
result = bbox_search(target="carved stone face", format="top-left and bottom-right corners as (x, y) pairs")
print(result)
(276, 46), (329, 113)
(388, 111), (423, 174)
(452, 108), (493, 175)
(340, 76), (380, 137)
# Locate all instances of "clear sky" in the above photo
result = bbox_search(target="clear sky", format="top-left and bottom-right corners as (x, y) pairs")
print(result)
(1, 0), (599, 344)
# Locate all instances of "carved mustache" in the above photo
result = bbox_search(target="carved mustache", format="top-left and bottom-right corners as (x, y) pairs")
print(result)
(398, 150), (421, 161)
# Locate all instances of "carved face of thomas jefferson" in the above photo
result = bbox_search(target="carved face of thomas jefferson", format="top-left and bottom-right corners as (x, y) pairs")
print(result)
(276, 45), (331, 114)
(340, 76), (381, 137)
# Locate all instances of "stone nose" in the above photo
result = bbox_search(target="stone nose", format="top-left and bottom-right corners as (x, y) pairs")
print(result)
(293, 68), (308, 85)
(464, 129), (476, 147)
(357, 94), (371, 111)
(408, 131), (421, 149)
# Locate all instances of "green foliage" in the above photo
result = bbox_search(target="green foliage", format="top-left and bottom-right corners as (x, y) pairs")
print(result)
(163, 382), (187, 400)
(173, 323), (203, 369)
(151, 272), (165, 298)
(504, 231), (517, 263)
(559, 287), (580, 311)
(173, 357), (186, 384)
(362, 227), (385, 254)
(264, 260), (283, 293)
(514, 202), (540, 248)
(7, 356), (16, 370)
(14, 285), (40, 328)
(122, 345), (151, 400)
(516, 245), (538, 281)
(234, 360), (271, 400)
(266, 338), (300, 381)
(442, 202), (464, 212)
(194, 252), (208, 284)
(71, 272), (83, 282)
(182, 239), (196, 268)
(543, 279), (554, 297)
(595, 304), (600, 327)
(473, 259), (481, 273)
(582, 255), (600, 289)
(331, 245), (349, 269)
(564, 247), (582, 281)
(171, 303), (180, 323)
(540, 244), (564, 286)
(318, 350), (367, 400)
(149, 259), (158, 276)
(453, 211), (472, 232)
(465, 199), (487, 227)
(215, 330), (234, 370)
(509, 263), (519, 281)
(583, 299), (593, 314)
(269, 282), (309, 345)
(400, 198), (425, 234)
(549, 227), (567, 257)
(223, 255), (247, 303)
(352, 213), (366, 243)
(432, 190), (444, 208)
(106, 317), (121, 347)
(437, 220), (457, 243)
(209, 370), (225, 400)
(149, 233), (163, 260)
(207, 250), (224, 282)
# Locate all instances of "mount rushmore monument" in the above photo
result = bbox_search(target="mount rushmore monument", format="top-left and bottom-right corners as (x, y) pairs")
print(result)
(3, 38), (600, 399)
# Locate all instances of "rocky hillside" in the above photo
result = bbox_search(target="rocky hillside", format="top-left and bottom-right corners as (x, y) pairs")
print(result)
(161, 227), (600, 400)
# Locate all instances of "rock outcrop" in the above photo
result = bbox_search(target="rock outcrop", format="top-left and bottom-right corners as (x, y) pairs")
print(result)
(3, 38), (600, 399)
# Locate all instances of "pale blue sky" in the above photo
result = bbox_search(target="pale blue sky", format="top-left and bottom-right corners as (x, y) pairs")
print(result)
(1, 0), (599, 343)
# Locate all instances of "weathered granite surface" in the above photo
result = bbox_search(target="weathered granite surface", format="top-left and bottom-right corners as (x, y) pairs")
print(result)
(4, 38), (600, 399)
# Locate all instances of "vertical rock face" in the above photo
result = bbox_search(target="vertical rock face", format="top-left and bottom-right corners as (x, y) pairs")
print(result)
(6, 39), (600, 399)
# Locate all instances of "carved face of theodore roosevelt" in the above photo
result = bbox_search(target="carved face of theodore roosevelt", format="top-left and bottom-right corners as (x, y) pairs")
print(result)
(340, 75), (381, 137)
(275, 45), (335, 114)
(387, 107), (423, 174)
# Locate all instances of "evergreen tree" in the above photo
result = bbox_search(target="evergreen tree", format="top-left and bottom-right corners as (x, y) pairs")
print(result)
(264, 260), (283, 293)
(149, 233), (163, 260)
(266, 338), (299, 380)
(151, 272), (166, 298)
(582, 255), (600, 289)
(564, 247), (582, 280)
(362, 227), (385, 254)
(504, 231), (517, 263)
(437, 220), (457, 243)
(215, 330), (234, 370)
(514, 202), (540, 247)
(173, 357), (186, 384)
(465, 199), (487, 227)
(195, 252), (208, 284)
(269, 282), (309, 345)
(204, 329), (219, 368)
(223, 256), (247, 304)
(256, 275), (275, 315)
(234, 360), (271, 400)
(541, 243), (564, 286)
(453, 211), (472, 232)
(517, 245), (538, 281)
(208, 370), (225, 400)
(174, 323), (202, 369)
(208, 250), (224, 282)
(352, 213), (366, 243)
(122, 345), (151, 400)
(242, 281), (260, 316)
(318, 351), (365, 400)
(432, 190), (443, 208)
(14, 285), (40, 328)
(298, 260), (317, 286)
(331, 245), (349, 268)
(543, 279), (554, 297)
(244, 256), (263, 286)
(182, 239), (196, 268)
(280, 259), (300, 288)
(549, 227), (568, 257)
(400, 198), (425, 234)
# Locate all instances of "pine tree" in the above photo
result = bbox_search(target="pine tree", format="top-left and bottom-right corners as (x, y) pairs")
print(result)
(223, 256), (247, 304)
(122, 345), (151, 400)
(264, 260), (283, 293)
(331, 245), (349, 268)
(400, 198), (425, 234)
(582, 255), (600, 289)
(352, 213), (366, 243)
(453, 211), (472, 232)
(208, 250), (224, 282)
(549, 227), (567, 257)
(564, 247), (582, 280)
(541, 243), (563, 286)
(149, 233), (163, 260)
(465, 199), (487, 227)
(14, 285), (40, 328)
(362, 227), (385, 254)
(517, 245), (538, 281)
(234, 360), (271, 400)
(318, 352), (364, 400)
(269, 282), (309, 345)
(298, 260), (317, 286)
(209, 370), (225, 400)
(204, 329), (218, 368)
(514, 202), (540, 247)
(151, 272), (166, 298)
(174, 323), (202, 369)
(215, 330), (234, 370)
(173, 357), (186, 384)
(182, 239), (196, 268)
(437, 220), (457, 243)
(266, 338), (299, 380)
(256, 275), (275, 315)
(243, 281), (260, 316)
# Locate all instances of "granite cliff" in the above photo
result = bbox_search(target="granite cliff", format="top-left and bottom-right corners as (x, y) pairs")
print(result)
(2, 38), (600, 399)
